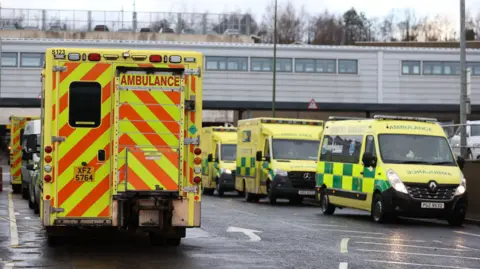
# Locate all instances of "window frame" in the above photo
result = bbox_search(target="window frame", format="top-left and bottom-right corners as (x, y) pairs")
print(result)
(1, 52), (18, 67)
(423, 61), (445, 75)
(205, 56), (248, 71)
(338, 59), (358, 74)
(401, 60), (421, 75)
(20, 52), (44, 68)
(68, 81), (102, 128)
(319, 134), (364, 164)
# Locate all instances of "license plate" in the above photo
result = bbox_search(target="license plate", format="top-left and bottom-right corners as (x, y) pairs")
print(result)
(184, 186), (198, 193)
(421, 202), (445, 209)
(298, 190), (316, 196)
(74, 166), (95, 182)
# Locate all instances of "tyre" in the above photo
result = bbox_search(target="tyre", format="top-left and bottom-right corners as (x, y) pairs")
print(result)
(22, 185), (29, 199)
(448, 215), (465, 227)
(28, 195), (34, 209)
(371, 193), (391, 223)
(12, 184), (21, 194)
(202, 187), (214, 196)
(149, 232), (166, 246)
(267, 182), (277, 205)
(216, 181), (224, 197)
(166, 238), (181, 246)
(244, 181), (256, 202)
(320, 190), (335, 215)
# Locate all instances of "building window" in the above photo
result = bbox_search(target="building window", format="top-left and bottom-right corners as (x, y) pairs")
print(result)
(296, 59), (335, 73)
(1, 52), (17, 67)
(423, 61), (443, 75)
(205, 56), (247, 71)
(69, 81), (102, 128)
(467, 62), (480, 76)
(443, 61), (461, 75)
(21, 53), (44, 67)
(276, 58), (292, 72)
(251, 57), (272, 71)
(338, 60), (358, 74)
(402, 61), (420, 75)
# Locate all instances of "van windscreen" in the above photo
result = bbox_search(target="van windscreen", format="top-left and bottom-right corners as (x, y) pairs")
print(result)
(272, 139), (319, 161)
(378, 134), (456, 165)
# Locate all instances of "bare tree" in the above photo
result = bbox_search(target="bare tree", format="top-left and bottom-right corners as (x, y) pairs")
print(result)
(397, 9), (421, 41)
(379, 11), (397, 41)
(258, 0), (305, 44)
(310, 10), (344, 45)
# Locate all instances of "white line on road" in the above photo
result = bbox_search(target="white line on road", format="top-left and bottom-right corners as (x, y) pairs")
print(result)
(24, 217), (31, 220)
(280, 221), (383, 235)
(433, 240), (443, 243)
(230, 209), (258, 217)
(339, 262), (348, 269)
(227, 226), (262, 241)
(357, 248), (480, 261)
(347, 235), (426, 242)
(458, 245), (480, 251)
(4, 262), (15, 269)
(8, 192), (19, 247)
(455, 231), (480, 238)
(355, 241), (469, 252)
(365, 259), (479, 269)
(340, 238), (350, 253)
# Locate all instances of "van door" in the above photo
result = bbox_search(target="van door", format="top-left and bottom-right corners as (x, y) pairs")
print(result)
(360, 134), (378, 209)
(54, 62), (113, 219)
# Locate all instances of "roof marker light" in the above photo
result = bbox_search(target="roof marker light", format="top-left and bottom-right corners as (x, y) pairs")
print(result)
(122, 51), (130, 58)
(169, 55), (182, 63)
(150, 55), (162, 62)
(68, 53), (81, 61)
(103, 54), (119, 60)
(88, 53), (101, 61)
(184, 57), (196, 63)
(132, 55), (147, 61)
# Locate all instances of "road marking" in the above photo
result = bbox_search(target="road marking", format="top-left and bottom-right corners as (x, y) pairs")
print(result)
(8, 192), (19, 247)
(357, 249), (480, 261)
(4, 262), (14, 269)
(230, 209), (258, 217)
(340, 238), (350, 253)
(455, 231), (480, 238)
(227, 226), (262, 241)
(458, 245), (480, 251)
(355, 241), (469, 252)
(433, 240), (443, 243)
(365, 259), (478, 269)
(280, 221), (383, 235)
(339, 262), (348, 269)
(24, 217), (31, 220)
(348, 235), (426, 242)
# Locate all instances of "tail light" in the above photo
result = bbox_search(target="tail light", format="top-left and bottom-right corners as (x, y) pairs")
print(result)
(194, 148), (202, 155)
(44, 175), (52, 182)
(150, 55), (162, 62)
(194, 157), (202, 165)
(26, 117), (31, 121)
(45, 156), (52, 163)
(193, 176), (201, 184)
(88, 53), (101, 61)
(45, 195), (51, 200)
(45, 146), (53, 153)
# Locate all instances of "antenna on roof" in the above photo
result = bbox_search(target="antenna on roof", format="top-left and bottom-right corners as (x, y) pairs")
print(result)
(328, 116), (368, 121)
(373, 115), (438, 122)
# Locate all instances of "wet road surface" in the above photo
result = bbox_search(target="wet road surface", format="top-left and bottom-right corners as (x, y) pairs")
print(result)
(1, 171), (480, 269)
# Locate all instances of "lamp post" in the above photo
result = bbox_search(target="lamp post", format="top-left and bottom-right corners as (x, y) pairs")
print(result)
(460, 0), (468, 158)
(272, 0), (278, 117)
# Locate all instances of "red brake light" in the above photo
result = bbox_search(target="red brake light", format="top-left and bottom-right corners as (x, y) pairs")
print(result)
(193, 176), (201, 184)
(150, 55), (162, 62)
(194, 148), (202, 155)
(45, 146), (53, 153)
(44, 175), (52, 182)
(88, 53), (101, 61)
(45, 195), (51, 200)
(26, 117), (31, 121)
(194, 157), (202, 165)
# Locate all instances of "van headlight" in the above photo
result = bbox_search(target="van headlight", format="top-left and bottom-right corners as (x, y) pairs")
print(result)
(455, 176), (467, 196)
(387, 169), (408, 194)
(274, 169), (288, 177)
(220, 168), (231, 174)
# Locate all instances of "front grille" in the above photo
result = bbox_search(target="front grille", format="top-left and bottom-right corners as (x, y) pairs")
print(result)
(405, 183), (457, 201)
(288, 171), (316, 189)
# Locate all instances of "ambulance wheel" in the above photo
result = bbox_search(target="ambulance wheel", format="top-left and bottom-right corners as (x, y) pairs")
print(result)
(166, 238), (181, 246)
(149, 232), (166, 246)
(12, 184), (21, 194)
(320, 190), (335, 215)
(267, 182), (277, 205)
(372, 193), (391, 223)
(216, 181), (224, 197)
(28, 195), (34, 209)
(244, 181), (257, 202)
(22, 185), (29, 199)
(202, 188), (214, 196)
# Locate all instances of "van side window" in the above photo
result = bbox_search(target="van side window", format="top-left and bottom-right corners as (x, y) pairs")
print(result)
(264, 139), (270, 157)
(365, 135), (376, 157)
(214, 145), (219, 161)
(69, 81), (102, 128)
(320, 135), (363, 164)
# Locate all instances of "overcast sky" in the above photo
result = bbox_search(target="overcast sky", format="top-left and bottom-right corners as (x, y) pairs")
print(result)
(3, 0), (480, 30)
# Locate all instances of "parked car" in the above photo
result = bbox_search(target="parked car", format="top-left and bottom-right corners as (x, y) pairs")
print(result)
(117, 28), (132, 32)
(206, 30), (218, 35)
(139, 27), (151, 32)
(28, 164), (41, 214)
(159, 27), (175, 33)
(94, 25), (109, 31)
(1, 25), (17, 30)
(223, 29), (240, 35)
(181, 28), (195, 34)
(47, 25), (62, 32)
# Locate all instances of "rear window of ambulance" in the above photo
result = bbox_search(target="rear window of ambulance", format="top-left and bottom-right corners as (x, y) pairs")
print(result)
(68, 81), (102, 128)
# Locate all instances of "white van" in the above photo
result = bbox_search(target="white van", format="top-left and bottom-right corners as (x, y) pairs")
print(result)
(449, 120), (480, 159)
(20, 120), (41, 200)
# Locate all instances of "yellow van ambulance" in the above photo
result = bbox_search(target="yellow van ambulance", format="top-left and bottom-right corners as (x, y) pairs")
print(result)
(200, 126), (237, 196)
(236, 118), (324, 204)
(317, 115), (467, 226)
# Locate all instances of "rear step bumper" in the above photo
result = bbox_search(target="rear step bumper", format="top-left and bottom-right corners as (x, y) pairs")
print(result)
(114, 190), (179, 200)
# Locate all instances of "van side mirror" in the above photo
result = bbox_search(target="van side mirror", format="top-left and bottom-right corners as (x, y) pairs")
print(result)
(26, 164), (36, 171)
(256, 151), (263, 162)
(362, 152), (377, 168)
(265, 155), (271, 162)
(26, 135), (38, 153)
(457, 156), (465, 170)
(207, 154), (213, 162)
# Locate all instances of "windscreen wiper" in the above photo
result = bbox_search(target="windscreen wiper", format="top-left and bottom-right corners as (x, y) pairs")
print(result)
(430, 161), (454, 165)
(399, 160), (431, 164)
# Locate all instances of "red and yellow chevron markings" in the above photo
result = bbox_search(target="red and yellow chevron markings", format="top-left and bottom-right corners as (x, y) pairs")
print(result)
(52, 62), (113, 218)
(10, 118), (27, 182)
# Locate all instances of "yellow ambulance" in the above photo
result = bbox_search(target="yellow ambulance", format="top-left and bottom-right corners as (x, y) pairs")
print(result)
(200, 126), (237, 196)
(317, 115), (467, 226)
(235, 118), (324, 204)
(26, 47), (203, 245)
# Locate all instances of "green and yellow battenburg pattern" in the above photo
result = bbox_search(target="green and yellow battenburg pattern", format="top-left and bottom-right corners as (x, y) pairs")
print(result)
(236, 157), (256, 177)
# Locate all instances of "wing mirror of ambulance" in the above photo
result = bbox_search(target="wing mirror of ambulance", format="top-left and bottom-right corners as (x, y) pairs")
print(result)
(456, 156), (465, 170)
(207, 154), (214, 163)
(362, 152), (377, 168)
(26, 135), (38, 153)
(256, 151), (271, 162)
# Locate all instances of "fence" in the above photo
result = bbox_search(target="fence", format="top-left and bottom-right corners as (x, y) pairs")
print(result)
(442, 123), (480, 160)
(0, 8), (253, 35)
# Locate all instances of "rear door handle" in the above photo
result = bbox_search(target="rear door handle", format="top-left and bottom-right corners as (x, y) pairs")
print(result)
(98, 149), (106, 162)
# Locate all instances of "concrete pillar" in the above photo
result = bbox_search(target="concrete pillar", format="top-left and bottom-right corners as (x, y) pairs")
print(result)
(246, 15), (251, 35)
(41, 10), (46, 31)
(132, 11), (137, 32)
(202, 13), (207, 34)
(87, 11), (92, 31)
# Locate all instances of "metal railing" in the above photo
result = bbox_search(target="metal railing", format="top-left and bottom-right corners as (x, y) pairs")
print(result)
(0, 8), (253, 35)
(441, 123), (480, 159)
